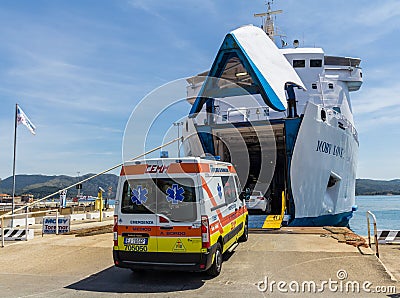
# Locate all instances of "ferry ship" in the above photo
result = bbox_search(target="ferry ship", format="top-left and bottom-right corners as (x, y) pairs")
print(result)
(181, 3), (362, 227)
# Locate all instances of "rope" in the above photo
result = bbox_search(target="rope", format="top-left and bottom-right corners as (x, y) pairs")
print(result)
(1, 137), (181, 218)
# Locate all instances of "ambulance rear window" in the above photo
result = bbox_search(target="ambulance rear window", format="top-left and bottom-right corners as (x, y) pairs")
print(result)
(157, 178), (197, 222)
(121, 178), (197, 222)
(121, 180), (156, 214)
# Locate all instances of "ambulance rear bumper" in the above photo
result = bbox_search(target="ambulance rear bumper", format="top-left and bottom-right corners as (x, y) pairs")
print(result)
(113, 245), (217, 272)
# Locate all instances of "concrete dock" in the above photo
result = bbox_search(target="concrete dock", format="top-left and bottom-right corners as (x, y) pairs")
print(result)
(0, 222), (398, 297)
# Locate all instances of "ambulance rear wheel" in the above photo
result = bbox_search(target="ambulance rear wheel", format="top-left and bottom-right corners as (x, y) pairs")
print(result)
(207, 243), (222, 277)
(238, 218), (248, 242)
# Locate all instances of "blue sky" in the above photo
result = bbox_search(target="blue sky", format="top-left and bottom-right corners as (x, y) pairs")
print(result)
(0, 0), (399, 180)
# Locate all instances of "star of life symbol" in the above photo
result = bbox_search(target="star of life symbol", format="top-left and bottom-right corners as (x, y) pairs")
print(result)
(131, 185), (148, 205)
(166, 184), (185, 204)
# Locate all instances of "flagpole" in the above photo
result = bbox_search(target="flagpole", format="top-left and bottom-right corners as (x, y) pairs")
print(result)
(11, 103), (18, 227)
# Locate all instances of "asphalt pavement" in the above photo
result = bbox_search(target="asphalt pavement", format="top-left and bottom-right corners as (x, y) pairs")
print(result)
(0, 225), (399, 297)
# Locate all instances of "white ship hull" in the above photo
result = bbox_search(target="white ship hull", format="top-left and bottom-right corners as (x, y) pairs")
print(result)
(288, 102), (358, 226)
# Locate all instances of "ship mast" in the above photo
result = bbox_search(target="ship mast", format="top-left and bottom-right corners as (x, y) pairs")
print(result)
(254, 1), (283, 42)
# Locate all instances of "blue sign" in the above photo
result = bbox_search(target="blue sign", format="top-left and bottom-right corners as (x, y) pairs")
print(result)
(42, 216), (70, 234)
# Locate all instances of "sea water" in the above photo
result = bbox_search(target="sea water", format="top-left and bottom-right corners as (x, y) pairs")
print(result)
(349, 195), (400, 236)
(72, 196), (400, 234)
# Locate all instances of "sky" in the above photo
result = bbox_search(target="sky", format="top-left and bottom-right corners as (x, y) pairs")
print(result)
(0, 0), (399, 180)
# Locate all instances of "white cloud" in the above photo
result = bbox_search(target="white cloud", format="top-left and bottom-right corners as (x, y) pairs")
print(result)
(355, 0), (400, 25)
(352, 83), (400, 115)
(127, 0), (218, 16)
(0, 45), (144, 113)
(127, 0), (164, 19)
(352, 79), (400, 134)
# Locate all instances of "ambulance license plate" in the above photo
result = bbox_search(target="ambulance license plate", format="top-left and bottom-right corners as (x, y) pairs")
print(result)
(124, 237), (148, 245)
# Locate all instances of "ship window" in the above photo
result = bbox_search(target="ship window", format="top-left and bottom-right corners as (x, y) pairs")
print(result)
(321, 109), (326, 121)
(312, 83), (317, 89)
(310, 59), (322, 67)
(293, 60), (305, 68)
(328, 83), (334, 89)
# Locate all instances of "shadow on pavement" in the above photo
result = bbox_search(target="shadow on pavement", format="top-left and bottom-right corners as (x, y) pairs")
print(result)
(66, 266), (209, 293)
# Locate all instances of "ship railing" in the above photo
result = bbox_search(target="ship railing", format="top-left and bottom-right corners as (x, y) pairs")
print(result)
(366, 211), (379, 258)
(213, 106), (272, 124)
(200, 103), (359, 144)
(326, 108), (359, 143)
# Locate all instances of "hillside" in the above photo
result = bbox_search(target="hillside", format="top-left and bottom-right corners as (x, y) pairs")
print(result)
(0, 174), (118, 199)
(355, 179), (400, 196)
(1, 175), (399, 199)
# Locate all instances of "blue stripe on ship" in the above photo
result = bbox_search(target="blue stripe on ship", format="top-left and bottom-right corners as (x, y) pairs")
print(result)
(288, 211), (354, 227)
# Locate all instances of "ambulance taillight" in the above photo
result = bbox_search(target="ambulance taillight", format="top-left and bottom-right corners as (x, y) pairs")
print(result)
(159, 215), (169, 223)
(113, 215), (118, 246)
(201, 215), (210, 248)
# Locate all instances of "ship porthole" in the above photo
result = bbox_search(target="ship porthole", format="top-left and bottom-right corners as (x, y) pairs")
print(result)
(321, 109), (326, 122)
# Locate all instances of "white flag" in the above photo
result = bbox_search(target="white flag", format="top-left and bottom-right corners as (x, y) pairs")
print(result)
(17, 105), (36, 135)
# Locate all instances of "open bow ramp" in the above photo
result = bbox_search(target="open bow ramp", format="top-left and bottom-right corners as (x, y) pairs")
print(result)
(190, 25), (305, 116)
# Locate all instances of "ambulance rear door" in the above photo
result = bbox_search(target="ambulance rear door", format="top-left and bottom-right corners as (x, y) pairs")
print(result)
(155, 172), (202, 255)
(118, 162), (159, 257)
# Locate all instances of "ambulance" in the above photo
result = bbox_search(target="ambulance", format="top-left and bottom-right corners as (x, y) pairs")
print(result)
(113, 157), (249, 276)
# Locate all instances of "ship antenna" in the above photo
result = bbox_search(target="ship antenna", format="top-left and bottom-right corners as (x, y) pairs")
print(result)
(254, 1), (283, 42)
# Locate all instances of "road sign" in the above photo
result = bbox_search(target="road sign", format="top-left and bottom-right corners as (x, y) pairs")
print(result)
(42, 216), (70, 234)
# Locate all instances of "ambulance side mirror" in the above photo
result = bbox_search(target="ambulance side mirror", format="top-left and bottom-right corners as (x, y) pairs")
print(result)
(240, 188), (251, 201)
